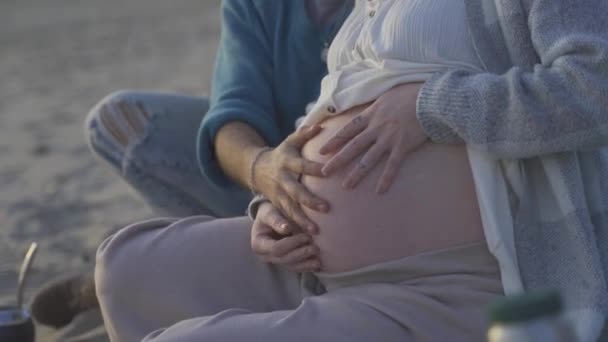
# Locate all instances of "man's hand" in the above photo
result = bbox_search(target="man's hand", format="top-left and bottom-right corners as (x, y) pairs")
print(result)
(252, 125), (329, 234)
(215, 121), (328, 234)
(251, 202), (321, 272)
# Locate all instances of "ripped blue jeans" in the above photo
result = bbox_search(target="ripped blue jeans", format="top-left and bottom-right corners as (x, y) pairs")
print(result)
(84, 90), (252, 218)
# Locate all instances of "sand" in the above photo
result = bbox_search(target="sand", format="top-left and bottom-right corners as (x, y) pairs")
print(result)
(0, 1), (221, 340)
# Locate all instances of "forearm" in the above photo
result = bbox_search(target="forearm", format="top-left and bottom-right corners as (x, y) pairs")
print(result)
(417, 66), (608, 159)
(416, 0), (608, 158)
(215, 121), (269, 189)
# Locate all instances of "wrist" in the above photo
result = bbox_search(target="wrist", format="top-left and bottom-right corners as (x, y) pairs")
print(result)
(247, 146), (272, 193)
(247, 194), (270, 220)
(241, 146), (265, 186)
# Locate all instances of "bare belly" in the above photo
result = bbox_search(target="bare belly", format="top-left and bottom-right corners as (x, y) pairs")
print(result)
(301, 105), (485, 272)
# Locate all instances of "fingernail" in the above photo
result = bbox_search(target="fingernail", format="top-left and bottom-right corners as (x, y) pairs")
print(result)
(316, 203), (328, 212)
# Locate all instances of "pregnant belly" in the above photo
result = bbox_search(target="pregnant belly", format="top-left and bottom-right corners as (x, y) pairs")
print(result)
(301, 105), (485, 272)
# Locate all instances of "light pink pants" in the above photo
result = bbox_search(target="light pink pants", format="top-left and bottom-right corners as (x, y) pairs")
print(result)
(95, 215), (504, 342)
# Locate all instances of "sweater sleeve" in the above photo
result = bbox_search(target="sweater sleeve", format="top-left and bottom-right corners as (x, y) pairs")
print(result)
(197, 0), (281, 190)
(416, 0), (608, 159)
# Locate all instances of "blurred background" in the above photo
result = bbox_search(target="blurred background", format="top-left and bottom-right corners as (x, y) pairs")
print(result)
(0, 1), (221, 340)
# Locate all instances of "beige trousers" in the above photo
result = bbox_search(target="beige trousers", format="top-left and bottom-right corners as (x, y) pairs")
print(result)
(95, 215), (504, 342)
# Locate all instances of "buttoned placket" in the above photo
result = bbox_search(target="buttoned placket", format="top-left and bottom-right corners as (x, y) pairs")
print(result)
(322, 68), (343, 116)
(322, 1), (380, 118)
(366, 0), (378, 18)
(351, 0), (378, 61)
(324, 94), (338, 116)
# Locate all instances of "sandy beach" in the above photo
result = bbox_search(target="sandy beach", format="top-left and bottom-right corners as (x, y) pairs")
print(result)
(1, 1), (221, 340)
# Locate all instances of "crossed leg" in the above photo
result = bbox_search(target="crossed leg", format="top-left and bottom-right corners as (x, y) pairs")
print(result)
(84, 91), (251, 217)
(95, 215), (306, 341)
(143, 288), (409, 342)
(95, 215), (411, 342)
(96, 215), (500, 342)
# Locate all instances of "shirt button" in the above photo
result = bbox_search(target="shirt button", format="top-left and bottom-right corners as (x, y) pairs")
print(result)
(327, 106), (337, 114)
(369, 10), (376, 18)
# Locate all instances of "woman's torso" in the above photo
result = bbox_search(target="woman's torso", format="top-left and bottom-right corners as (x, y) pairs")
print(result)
(301, 0), (487, 272)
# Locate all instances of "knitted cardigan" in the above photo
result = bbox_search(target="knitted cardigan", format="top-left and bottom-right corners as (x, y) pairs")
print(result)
(416, 0), (608, 340)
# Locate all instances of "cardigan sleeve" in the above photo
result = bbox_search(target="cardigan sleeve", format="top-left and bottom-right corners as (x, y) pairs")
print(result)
(197, 0), (281, 190)
(416, 0), (608, 159)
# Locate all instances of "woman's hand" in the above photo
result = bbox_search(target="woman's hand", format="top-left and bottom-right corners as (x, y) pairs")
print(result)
(319, 83), (429, 194)
(252, 125), (328, 234)
(251, 202), (321, 273)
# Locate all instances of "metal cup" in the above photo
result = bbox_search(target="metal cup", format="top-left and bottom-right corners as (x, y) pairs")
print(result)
(0, 306), (35, 342)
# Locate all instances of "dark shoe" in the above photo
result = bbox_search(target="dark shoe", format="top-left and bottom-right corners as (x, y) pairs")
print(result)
(30, 271), (98, 328)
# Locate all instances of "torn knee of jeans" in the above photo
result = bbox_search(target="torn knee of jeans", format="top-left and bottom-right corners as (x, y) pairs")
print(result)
(97, 99), (152, 150)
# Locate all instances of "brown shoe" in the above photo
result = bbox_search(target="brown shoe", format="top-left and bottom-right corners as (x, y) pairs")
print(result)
(30, 271), (98, 328)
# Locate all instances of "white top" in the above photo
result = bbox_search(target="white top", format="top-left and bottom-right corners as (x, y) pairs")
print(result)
(301, 0), (524, 298)
(302, 0), (484, 127)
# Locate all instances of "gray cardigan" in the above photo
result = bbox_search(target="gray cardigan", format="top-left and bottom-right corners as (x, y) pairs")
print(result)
(417, 0), (608, 340)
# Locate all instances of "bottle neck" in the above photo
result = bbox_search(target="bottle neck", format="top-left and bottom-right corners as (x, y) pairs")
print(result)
(489, 316), (577, 342)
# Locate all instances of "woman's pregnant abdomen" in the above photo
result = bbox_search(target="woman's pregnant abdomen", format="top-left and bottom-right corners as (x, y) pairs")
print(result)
(301, 106), (485, 272)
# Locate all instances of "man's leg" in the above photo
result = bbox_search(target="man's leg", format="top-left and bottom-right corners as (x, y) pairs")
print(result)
(95, 215), (305, 342)
(141, 286), (411, 342)
(84, 90), (252, 218)
(31, 91), (253, 327)
(138, 242), (503, 342)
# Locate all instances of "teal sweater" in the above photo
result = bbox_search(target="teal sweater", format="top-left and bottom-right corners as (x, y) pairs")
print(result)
(197, 0), (352, 190)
